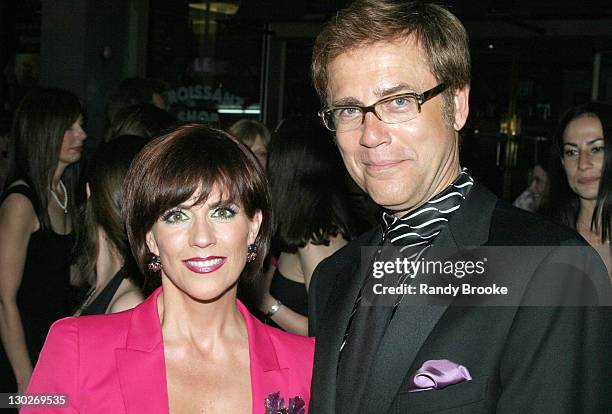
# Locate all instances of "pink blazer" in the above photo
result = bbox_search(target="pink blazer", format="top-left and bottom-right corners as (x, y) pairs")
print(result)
(24, 288), (314, 413)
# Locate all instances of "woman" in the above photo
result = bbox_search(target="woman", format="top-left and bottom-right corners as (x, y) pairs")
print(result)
(73, 137), (147, 316)
(513, 163), (549, 213)
(228, 119), (271, 169)
(105, 103), (176, 142)
(25, 124), (314, 413)
(258, 116), (355, 336)
(548, 102), (611, 277)
(0, 88), (85, 394)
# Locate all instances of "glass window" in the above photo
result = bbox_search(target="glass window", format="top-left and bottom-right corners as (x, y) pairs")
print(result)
(147, 1), (263, 128)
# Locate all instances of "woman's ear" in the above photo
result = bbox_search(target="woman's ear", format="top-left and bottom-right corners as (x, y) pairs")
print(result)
(146, 230), (159, 255)
(248, 210), (263, 245)
(85, 182), (91, 200)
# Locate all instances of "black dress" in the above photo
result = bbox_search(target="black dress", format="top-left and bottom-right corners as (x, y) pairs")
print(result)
(79, 267), (126, 316)
(269, 268), (309, 317)
(0, 185), (74, 392)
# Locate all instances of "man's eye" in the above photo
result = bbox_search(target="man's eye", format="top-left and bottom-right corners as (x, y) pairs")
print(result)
(211, 207), (237, 220)
(393, 97), (408, 106)
(335, 107), (361, 119)
(162, 209), (188, 223)
(383, 95), (413, 111)
(592, 146), (604, 153)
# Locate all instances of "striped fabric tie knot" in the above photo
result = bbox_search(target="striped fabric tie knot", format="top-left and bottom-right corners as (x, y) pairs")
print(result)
(380, 168), (474, 253)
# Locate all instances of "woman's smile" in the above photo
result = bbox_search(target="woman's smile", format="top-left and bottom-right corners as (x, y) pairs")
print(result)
(182, 256), (226, 274)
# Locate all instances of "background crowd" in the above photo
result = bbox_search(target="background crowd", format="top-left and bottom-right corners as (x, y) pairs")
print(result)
(1, 75), (610, 396)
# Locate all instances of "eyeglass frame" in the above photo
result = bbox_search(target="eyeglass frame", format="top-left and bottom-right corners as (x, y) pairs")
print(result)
(317, 83), (447, 132)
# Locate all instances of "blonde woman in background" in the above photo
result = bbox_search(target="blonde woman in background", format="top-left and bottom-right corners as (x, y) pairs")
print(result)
(228, 119), (270, 169)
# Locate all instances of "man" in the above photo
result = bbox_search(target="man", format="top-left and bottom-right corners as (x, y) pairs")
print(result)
(307, 1), (611, 413)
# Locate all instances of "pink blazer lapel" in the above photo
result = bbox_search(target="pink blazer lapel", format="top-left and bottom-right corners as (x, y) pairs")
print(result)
(238, 300), (291, 414)
(115, 288), (169, 413)
(114, 292), (298, 414)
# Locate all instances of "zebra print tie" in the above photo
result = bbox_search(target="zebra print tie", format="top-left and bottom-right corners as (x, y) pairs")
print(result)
(380, 168), (474, 300)
(340, 168), (474, 351)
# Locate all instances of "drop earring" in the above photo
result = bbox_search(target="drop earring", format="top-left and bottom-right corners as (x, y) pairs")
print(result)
(246, 244), (258, 263)
(147, 253), (162, 272)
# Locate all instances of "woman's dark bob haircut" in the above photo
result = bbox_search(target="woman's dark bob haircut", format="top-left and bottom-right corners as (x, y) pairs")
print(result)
(123, 124), (272, 288)
(268, 115), (354, 253)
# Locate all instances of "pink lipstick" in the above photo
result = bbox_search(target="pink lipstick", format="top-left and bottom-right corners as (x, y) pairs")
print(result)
(182, 256), (226, 274)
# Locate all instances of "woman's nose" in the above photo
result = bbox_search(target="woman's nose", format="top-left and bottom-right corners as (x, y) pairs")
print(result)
(77, 124), (87, 140)
(189, 218), (216, 248)
(577, 151), (594, 171)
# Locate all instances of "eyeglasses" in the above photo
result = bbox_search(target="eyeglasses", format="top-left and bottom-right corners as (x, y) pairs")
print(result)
(318, 83), (447, 132)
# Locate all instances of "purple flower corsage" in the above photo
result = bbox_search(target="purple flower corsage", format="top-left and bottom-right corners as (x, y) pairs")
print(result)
(264, 392), (305, 414)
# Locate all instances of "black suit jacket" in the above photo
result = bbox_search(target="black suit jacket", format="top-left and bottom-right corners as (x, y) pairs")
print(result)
(308, 182), (612, 413)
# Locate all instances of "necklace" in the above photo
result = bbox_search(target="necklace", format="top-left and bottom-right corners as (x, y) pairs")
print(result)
(49, 179), (68, 214)
(74, 287), (97, 316)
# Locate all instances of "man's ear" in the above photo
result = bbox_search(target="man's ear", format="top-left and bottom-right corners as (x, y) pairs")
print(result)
(453, 85), (470, 131)
(146, 230), (159, 255)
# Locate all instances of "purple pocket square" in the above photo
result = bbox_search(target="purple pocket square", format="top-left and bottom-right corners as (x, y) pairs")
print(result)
(408, 359), (472, 392)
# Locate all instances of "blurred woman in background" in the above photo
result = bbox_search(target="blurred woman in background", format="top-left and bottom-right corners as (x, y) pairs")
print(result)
(73, 136), (147, 316)
(548, 102), (611, 277)
(228, 119), (271, 169)
(258, 116), (355, 336)
(0, 88), (85, 393)
(513, 163), (549, 213)
(105, 104), (176, 142)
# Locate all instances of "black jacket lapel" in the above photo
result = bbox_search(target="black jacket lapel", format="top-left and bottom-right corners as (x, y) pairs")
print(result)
(360, 181), (497, 414)
(309, 228), (381, 414)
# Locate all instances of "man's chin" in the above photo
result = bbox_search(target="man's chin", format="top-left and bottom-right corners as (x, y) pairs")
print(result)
(369, 191), (421, 214)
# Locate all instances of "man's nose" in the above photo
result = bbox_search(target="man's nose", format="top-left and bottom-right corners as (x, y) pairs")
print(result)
(359, 111), (390, 148)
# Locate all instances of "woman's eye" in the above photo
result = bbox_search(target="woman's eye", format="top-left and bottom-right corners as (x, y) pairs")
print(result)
(162, 209), (188, 224)
(563, 149), (578, 157)
(592, 146), (604, 153)
(211, 207), (237, 220)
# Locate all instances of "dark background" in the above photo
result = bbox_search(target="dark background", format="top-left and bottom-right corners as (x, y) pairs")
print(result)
(1, 0), (611, 199)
